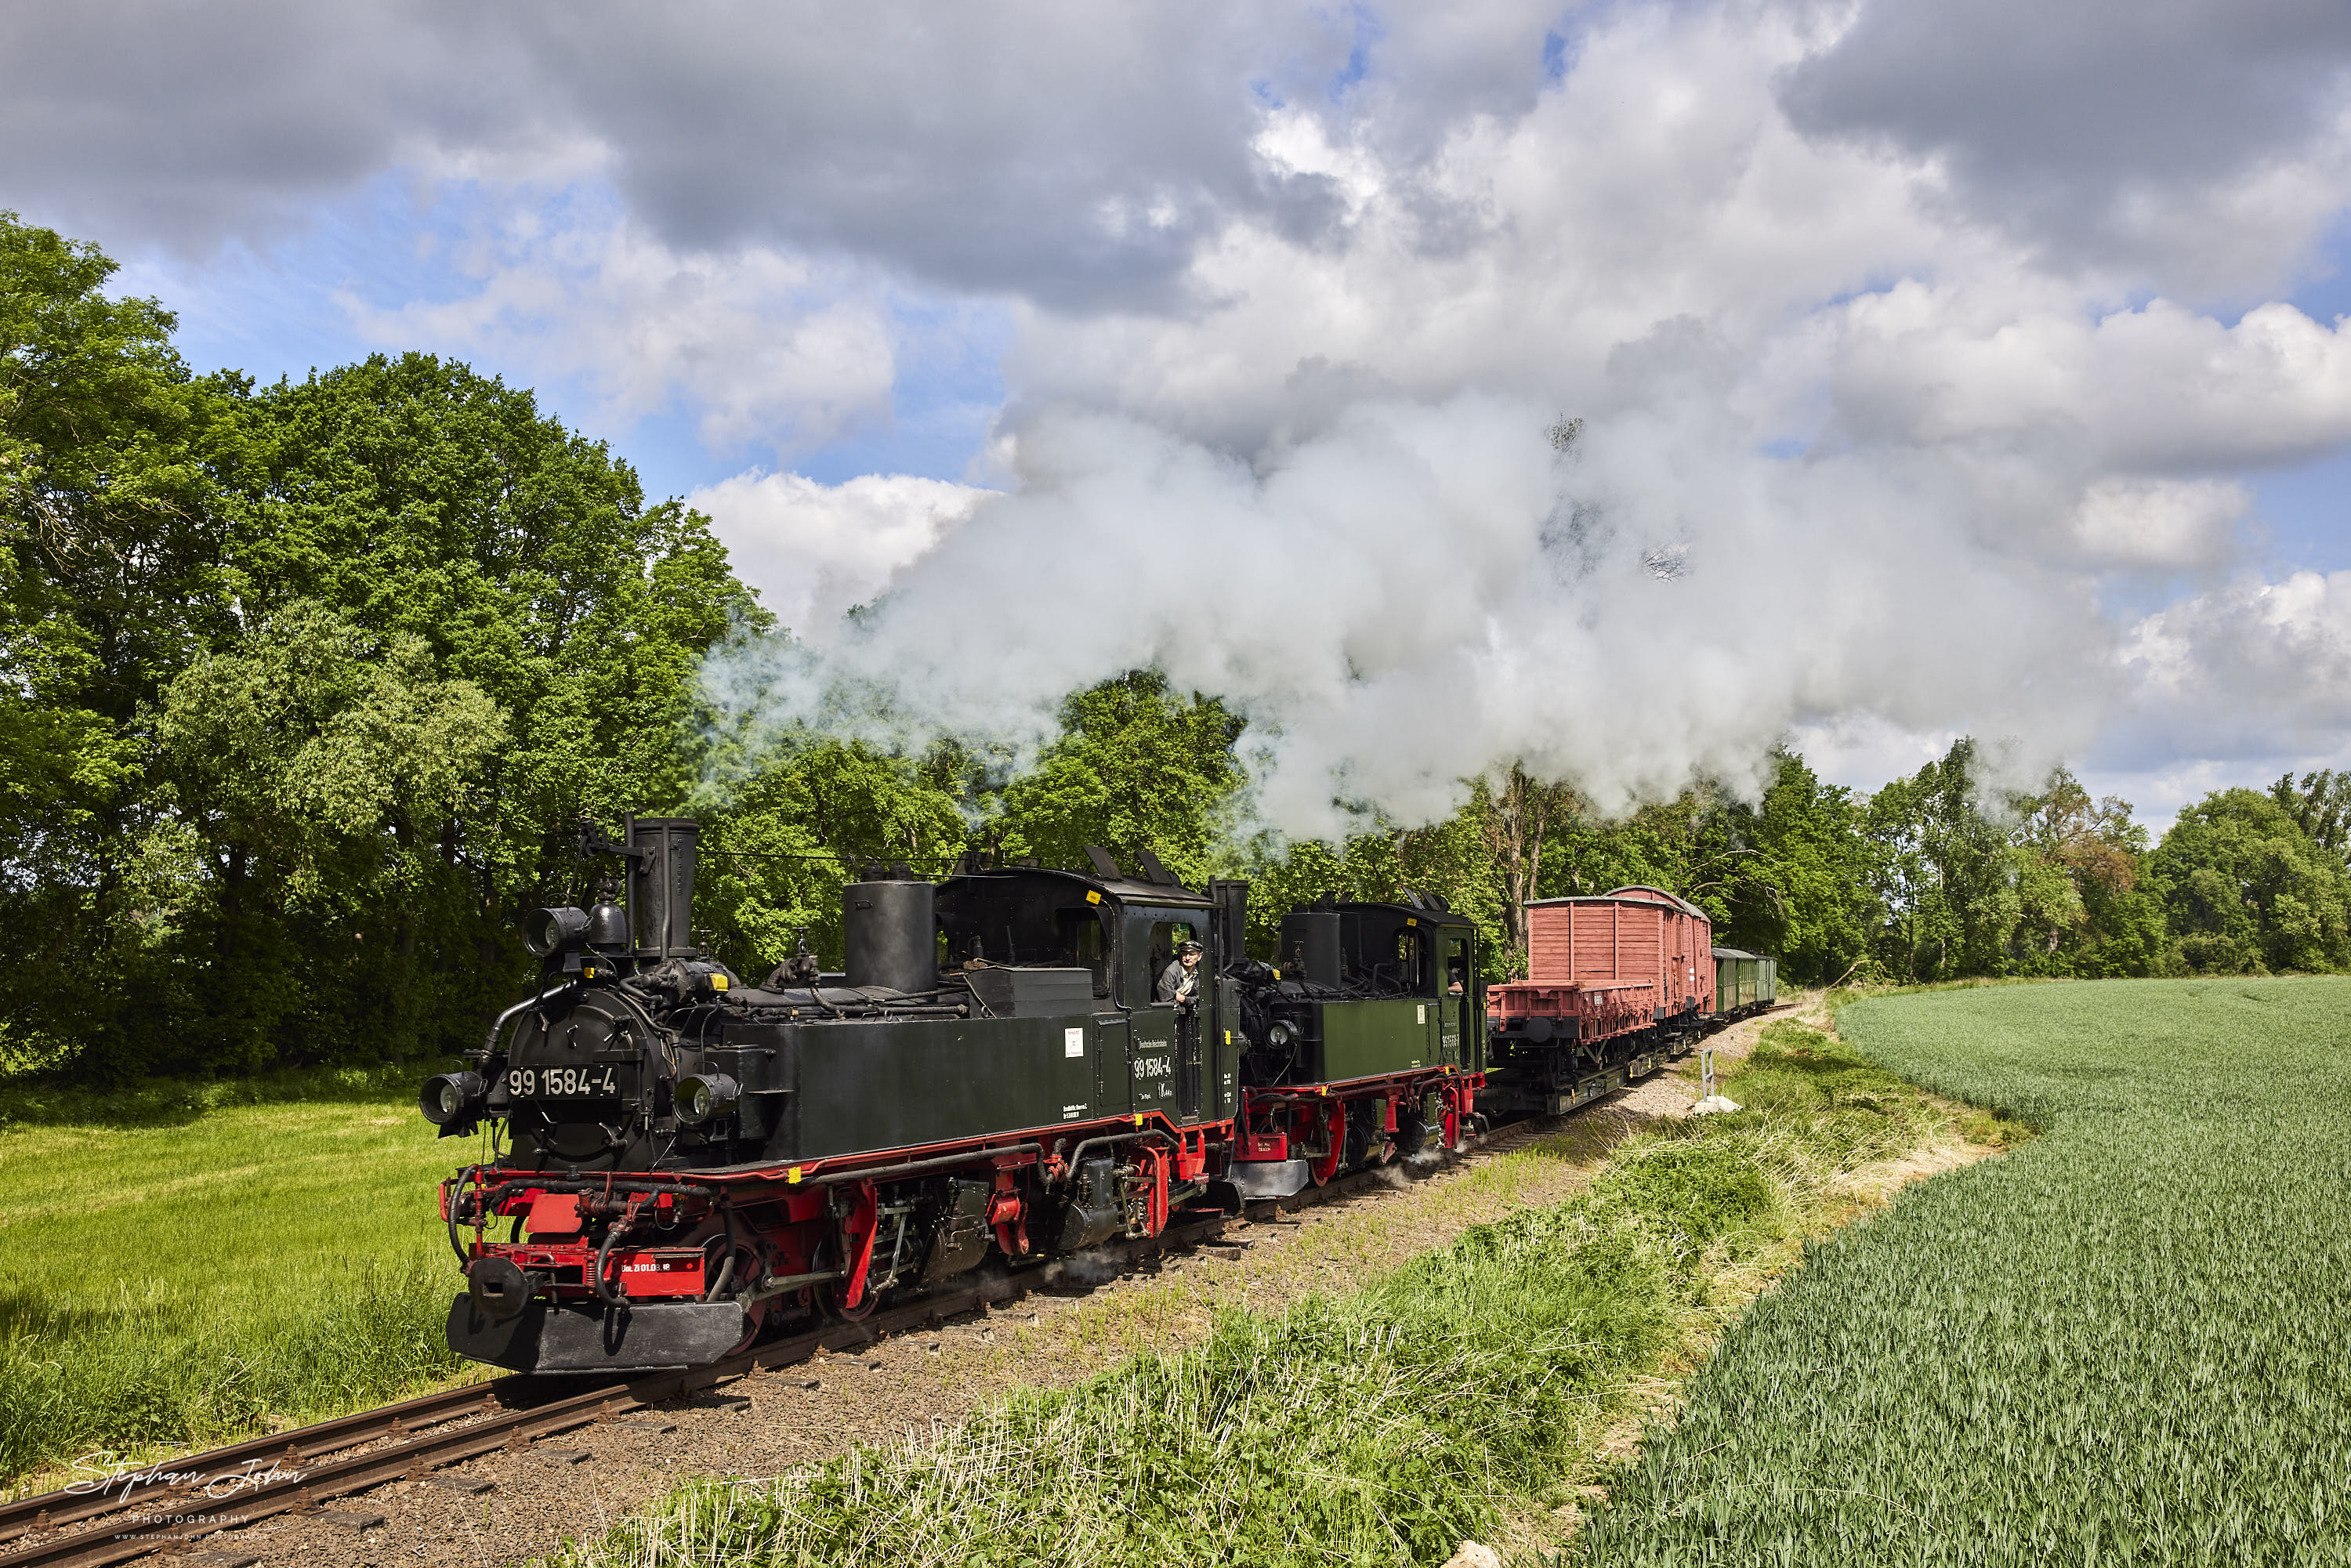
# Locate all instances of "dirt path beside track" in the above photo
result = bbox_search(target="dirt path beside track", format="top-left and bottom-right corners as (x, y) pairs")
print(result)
(231, 1008), (1797, 1568)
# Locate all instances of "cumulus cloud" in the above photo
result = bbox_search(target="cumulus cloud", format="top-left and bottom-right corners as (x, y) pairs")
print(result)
(0, 1), (536, 249)
(690, 470), (993, 636)
(2122, 569), (2351, 757)
(339, 204), (898, 456)
(1779, 0), (2351, 292)
(0, 0), (1358, 303)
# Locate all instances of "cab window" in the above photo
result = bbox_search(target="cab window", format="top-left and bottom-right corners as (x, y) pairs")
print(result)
(1391, 927), (1428, 994)
(1146, 918), (1201, 1005)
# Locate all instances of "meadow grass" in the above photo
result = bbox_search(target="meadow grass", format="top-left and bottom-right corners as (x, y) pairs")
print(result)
(1580, 976), (2351, 1567)
(555, 1017), (1979, 1568)
(0, 1065), (480, 1490)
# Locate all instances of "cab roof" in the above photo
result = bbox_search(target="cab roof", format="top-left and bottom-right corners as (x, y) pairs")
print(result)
(1302, 896), (1476, 929)
(941, 860), (1212, 911)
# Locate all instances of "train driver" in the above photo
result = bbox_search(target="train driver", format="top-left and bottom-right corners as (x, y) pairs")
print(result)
(1157, 939), (1204, 1010)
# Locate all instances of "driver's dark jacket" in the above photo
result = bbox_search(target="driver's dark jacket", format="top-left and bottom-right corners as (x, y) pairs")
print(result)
(1156, 960), (1198, 1007)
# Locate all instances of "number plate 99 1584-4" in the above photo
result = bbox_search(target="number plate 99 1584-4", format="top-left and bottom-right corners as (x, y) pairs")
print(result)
(506, 1065), (624, 1099)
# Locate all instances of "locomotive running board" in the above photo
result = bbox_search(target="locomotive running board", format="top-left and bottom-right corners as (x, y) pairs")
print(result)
(447, 1295), (746, 1374)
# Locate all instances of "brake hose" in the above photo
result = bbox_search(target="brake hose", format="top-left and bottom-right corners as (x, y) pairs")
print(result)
(446, 1164), (480, 1267)
(595, 1203), (643, 1306)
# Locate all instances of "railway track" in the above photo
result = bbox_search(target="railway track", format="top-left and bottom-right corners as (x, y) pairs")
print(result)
(0, 1096), (1654, 1568)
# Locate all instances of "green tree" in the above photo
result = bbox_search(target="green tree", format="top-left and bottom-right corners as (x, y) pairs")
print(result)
(2271, 768), (2351, 867)
(0, 212), (243, 1068)
(161, 353), (759, 1068)
(695, 739), (973, 978)
(1711, 751), (1878, 984)
(2150, 789), (2351, 973)
(2009, 767), (2164, 977)
(994, 670), (1245, 887)
(150, 603), (505, 1070)
(1469, 766), (1580, 974)
(1864, 739), (2016, 980)
(1233, 808), (1510, 976)
(1, 237), (762, 1076)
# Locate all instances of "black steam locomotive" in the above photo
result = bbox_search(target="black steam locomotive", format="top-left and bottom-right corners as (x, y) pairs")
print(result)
(426, 818), (1487, 1374)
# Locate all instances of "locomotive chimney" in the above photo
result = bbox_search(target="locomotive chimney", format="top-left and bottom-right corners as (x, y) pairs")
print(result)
(843, 867), (937, 994)
(628, 817), (701, 959)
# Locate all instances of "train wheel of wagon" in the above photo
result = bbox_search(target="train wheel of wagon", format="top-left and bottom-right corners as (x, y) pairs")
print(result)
(1441, 1104), (1463, 1153)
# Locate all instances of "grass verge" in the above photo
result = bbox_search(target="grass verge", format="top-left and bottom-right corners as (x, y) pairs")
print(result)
(1578, 976), (2351, 1566)
(0, 1071), (480, 1493)
(554, 1016), (2001, 1568)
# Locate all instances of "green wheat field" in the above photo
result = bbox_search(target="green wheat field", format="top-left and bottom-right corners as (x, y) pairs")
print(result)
(1585, 977), (2351, 1566)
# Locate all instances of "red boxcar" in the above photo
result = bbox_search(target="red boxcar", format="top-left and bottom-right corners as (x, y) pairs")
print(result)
(1480, 886), (1714, 1117)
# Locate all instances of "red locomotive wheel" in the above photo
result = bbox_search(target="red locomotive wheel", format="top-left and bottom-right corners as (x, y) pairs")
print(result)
(1442, 1105), (1462, 1153)
(726, 1296), (770, 1356)
(1307, 1103), (1345, 1186)
(820, 1280), (879, 1323)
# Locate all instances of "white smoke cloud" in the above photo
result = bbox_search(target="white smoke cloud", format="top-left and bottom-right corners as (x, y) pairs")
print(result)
(690, 470), (993, 636)
(699, 0), (2341, 831)
(701, 391), (2110, 835)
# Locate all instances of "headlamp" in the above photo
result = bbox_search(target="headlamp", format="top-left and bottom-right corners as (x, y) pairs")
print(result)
(522, 906), (591, 958)
(675, 1073), (739, 1125)
(420, 1070), (487, 1127)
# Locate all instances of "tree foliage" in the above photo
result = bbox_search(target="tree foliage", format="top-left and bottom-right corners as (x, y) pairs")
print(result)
(1, 212), (759, 1075)
(2150, 789), (2351, 974)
